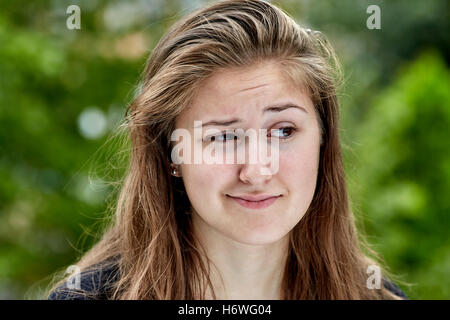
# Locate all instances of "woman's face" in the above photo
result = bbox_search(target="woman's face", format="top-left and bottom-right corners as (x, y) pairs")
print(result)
(174, 61), (321, 245)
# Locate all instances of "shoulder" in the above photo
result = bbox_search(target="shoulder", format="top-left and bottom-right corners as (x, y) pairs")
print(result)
(47, 260), (120, 300)
(383, 278), (408, 299)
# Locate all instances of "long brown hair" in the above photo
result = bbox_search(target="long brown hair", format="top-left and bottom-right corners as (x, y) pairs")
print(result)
(47, 0), (405, 299)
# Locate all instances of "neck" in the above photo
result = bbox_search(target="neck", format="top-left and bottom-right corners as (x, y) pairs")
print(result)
(192, 214), (289, 300)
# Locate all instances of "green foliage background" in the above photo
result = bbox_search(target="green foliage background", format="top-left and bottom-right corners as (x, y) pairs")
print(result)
(0, 0), (448, 299)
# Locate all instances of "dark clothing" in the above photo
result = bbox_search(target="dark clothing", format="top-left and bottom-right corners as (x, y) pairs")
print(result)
(48, 260), (120, 300)
(47, 261), (408, 300)
(383, 278), (409, 299)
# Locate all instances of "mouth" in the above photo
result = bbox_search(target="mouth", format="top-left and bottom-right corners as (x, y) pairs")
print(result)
(226, 194), (282, 210)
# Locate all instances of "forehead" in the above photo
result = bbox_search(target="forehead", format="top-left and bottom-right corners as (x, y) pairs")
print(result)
(176, 62), (312, 126)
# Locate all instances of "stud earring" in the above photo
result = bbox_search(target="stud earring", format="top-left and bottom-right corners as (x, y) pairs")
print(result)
(170, 164), (180, 177)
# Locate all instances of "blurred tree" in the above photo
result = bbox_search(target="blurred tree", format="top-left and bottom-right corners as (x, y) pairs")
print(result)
(350, 50), (450, 299)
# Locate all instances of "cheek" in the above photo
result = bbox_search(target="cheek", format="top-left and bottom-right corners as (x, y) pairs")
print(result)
(181, 164), (229, 204)
(278, 140), (320, 190)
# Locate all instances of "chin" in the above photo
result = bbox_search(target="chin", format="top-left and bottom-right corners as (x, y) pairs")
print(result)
(228, 227), (289, 246)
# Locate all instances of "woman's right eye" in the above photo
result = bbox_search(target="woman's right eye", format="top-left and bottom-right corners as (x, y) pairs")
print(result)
(207, 132), (238, 142)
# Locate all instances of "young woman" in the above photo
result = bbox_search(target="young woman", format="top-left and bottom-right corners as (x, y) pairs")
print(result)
(47, 0), (408, 300)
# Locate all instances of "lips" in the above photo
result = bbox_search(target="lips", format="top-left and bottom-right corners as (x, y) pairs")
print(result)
(228, 194), (281, 201)
(226, 194), (281, 209)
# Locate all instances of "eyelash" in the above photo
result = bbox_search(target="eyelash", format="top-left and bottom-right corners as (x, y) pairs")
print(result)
(204, 126), (297, 142)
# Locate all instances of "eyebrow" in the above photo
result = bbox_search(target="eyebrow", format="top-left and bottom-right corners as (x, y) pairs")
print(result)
(196, 103), (308, 128)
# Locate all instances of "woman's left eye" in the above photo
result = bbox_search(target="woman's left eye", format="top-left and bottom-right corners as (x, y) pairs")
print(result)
(268, 126), (297, 138)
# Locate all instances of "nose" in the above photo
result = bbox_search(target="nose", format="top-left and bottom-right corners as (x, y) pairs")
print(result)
(237, 128), (276, 185)
(239, 162), (273, 185)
